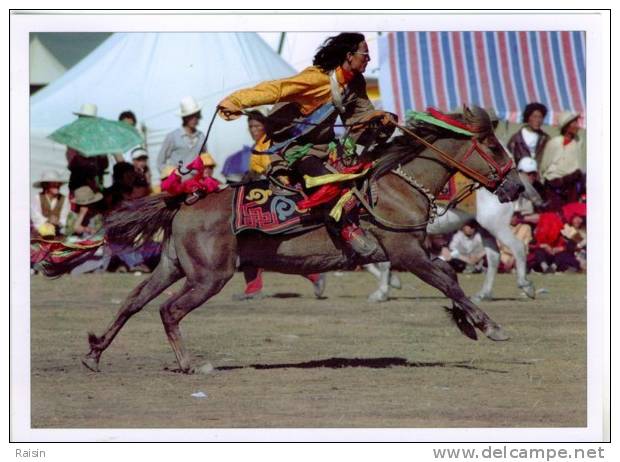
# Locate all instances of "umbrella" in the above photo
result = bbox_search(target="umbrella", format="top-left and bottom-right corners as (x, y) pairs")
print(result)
(48, 117), (143, 157)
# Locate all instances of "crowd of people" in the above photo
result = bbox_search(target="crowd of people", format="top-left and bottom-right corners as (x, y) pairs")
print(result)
(427, 102), (587, 275)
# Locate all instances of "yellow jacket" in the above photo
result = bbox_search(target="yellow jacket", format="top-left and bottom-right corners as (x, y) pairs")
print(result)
(226, 66), (353, 116)
(249, 134), (272, 174)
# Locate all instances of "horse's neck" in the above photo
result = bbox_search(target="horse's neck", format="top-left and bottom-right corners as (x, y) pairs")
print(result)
(400, 139), (456, 196)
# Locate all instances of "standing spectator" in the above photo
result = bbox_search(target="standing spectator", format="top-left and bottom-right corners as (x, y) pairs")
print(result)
(130, 147), (152, 197)
(66, 104), (108, 197)
(539, 112), (586, 210)
(448, 221), (486, 273)
(157, 96), (205, 175)
(117, 110), (141, 163)
(31, 170), (70, 238)
(507, 102), (550, 165)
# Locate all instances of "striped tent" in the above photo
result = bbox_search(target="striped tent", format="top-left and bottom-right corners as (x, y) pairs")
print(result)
(378, 31), (586, 126)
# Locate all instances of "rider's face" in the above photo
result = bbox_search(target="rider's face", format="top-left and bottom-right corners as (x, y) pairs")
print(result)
(347, 41), (370, 74)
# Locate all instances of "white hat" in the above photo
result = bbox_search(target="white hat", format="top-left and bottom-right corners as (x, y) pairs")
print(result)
(177, 96), (202, 117)
(33, 170), (68, 188)
(557, 112), (580, 131)
(73, 103), (98, 117)
(131, 147), (149, 160)
(517, 156), (538, 173)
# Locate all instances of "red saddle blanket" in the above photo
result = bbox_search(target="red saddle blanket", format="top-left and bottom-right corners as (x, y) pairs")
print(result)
(231, 180), (323, 235)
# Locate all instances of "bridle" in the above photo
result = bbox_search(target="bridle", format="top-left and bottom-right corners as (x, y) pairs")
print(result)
(394, 122), (513, 190)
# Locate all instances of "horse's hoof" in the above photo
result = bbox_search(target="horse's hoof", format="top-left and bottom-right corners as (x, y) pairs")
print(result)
(471, 293), (493, 304)
(313, 274), (326, 299)
(81, 355), (100, 372)
(484, 324), (510, 341)
(389, 274), (402, 290)
(519, 281), (536, 299)
(368, 290), (389, 303)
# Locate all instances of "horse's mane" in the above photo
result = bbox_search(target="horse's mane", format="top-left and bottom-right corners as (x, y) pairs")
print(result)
(369, 107), (492, 182)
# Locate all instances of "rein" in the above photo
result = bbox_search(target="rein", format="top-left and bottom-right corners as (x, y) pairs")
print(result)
(393, 121), (501, 189)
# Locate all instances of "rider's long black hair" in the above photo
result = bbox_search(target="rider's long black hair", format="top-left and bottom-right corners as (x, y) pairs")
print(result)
(312, 32), (366, 72)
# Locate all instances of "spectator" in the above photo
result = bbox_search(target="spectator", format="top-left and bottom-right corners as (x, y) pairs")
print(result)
(514, 156), (546, 225)
(246, 109), (272, 179)
(539, 112), (586, 210)
(66, 186), (106, 239)
(527, 210), (580, 273)
(560, 203), (587, 272)
(117, 110), (142, 163)
(31, 170), (71, 239)
(157, 96), (205, 175)
(447, 221), (486, 273)
(130, 147), (152, 197)
(507, 102), (550, 165)
(66, 104), (109, 197)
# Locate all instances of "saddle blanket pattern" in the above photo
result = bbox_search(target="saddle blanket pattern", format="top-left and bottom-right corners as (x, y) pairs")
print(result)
(231, 180), (322, 235)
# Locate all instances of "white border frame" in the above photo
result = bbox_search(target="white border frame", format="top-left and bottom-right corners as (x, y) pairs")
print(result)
(9, 10), (610, 443)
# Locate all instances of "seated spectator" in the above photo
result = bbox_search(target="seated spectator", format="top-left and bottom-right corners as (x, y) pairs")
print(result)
(65, 186), (106, 239)
(514, 157), (546, 225)
(426, 234), (452, 261)
(104, 162), (139, 209)
(507, 102), (550, 165)
(539, 112), (586, 210)
(66, 147), (108, 198)
(560, 203), (587, 272)
(31, 170), (71, 239)
(447, 221), (486, 273)
(527, 211), (581, 273)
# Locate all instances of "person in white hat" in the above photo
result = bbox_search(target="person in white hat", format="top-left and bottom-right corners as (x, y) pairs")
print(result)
(539, 112), (586, 209)
(157, 96), (206, 176)
(73, 103), (98, 118)
(31, 170), (71, 238)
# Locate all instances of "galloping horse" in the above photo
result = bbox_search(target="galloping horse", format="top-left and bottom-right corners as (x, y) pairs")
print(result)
(82, 106), (524, 373)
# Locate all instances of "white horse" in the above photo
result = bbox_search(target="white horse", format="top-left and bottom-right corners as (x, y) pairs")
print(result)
(366, 176), (542, 303)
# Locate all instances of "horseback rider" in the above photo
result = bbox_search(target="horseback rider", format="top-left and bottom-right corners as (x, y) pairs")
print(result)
(217, 32), (395, 257)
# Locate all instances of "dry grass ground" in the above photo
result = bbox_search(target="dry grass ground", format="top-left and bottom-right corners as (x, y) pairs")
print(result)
(29, 270), (586, 429)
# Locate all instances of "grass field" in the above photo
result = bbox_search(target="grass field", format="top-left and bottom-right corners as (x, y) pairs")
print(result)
(29, 270), (586, 429)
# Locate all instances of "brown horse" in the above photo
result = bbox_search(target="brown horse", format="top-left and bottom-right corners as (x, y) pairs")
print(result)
(82, 106), (524, 373)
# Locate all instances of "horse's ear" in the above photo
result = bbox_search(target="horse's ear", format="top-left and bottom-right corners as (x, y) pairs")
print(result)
(463, 104), (475, 120)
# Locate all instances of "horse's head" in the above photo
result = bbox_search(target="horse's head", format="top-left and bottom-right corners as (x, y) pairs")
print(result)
(459, 105), (523, 203)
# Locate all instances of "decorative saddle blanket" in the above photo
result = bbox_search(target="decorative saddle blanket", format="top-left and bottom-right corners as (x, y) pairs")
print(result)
(231, 180), (323, 235)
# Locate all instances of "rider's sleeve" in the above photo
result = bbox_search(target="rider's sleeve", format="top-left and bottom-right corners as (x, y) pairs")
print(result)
(226, 66), (332, 115)
(157, 132), (174, 171)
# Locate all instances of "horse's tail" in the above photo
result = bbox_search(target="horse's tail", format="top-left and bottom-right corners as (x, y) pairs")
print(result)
(105, 193), (184, 247)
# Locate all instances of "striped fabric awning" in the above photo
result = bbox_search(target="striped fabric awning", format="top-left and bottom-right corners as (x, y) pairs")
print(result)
(378, 31), (586, 126)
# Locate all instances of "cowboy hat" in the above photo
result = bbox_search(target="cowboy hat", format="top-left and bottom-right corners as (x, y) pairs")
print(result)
(73, 186), (104, 205)
(558, 112), (580, 131)
(33, 170), (68, 188)
(177, 96), (202, 117)
(73, 103), (98, 117)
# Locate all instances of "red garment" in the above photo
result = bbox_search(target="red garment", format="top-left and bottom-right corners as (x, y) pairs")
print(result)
(297, 184), (342, 210)
(562, 201), (586, 223)
(161, 154), (221, 196)
(534, 212), (565, 248)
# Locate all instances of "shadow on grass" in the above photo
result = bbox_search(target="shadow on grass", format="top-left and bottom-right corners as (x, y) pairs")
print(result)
(216, 357), (509, 374)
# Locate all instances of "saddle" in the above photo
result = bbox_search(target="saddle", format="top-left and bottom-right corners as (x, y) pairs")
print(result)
(231, 177), (376, 236)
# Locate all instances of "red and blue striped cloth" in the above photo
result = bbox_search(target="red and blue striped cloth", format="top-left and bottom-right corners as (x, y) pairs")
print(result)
(378, 31), (586, 126)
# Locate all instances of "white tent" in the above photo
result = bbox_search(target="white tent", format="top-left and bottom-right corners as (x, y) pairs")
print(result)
(30, 32), (296, 188)
(29, 35), (66, 86)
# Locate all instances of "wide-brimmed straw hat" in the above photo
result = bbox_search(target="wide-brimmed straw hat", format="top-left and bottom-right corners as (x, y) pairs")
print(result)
(33, 170), (68, 188)
(558, 112), (581, 131)
(73, 186), (104, 205)
(177, 96), (202, 117)
(200, 152), (217, 167)
(73, 103), (98, 117)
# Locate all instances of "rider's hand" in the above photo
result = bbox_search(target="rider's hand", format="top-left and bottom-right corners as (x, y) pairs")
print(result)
(217, 98), (243, 121)
(277, 175), (291, 186)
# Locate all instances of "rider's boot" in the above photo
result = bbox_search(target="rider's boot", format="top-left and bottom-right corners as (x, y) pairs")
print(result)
(338, 196), (377, 257)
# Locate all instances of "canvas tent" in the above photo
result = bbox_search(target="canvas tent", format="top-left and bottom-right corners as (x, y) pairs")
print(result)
(29, 35), (66, 91)
(30, 32), (296, 189)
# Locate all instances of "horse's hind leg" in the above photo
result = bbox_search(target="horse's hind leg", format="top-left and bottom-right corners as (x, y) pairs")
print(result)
(393, 244), (508, 341)
(81, 247), (183, 371)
